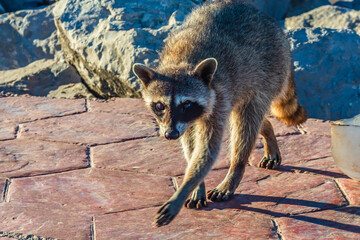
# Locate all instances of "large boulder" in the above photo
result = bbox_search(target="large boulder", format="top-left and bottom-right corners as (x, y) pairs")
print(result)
(0, 6), (59, 70)
(287, 27), (360, 120)
(243, 0), (291, 19)
(0, 5), (93, 99)
(0, 3), (5, 14)
(285, 5), (360, 36)
(0, 0), (47, 12)
(53, 0), (200, 98)
(286, 0), (360, 18)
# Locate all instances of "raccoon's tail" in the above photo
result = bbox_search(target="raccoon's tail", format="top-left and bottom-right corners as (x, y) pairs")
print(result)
(270, 70), (307, 126)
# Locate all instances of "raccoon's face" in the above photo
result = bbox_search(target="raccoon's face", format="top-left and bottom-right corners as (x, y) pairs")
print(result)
(133, 58), (217, 140)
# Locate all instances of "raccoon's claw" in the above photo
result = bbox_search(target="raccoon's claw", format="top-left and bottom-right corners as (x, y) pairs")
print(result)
(207, 189), (233, 202)
(185, 197), (208, 209)
(153, 200), (180, 227)
(258, 154), (281, 169)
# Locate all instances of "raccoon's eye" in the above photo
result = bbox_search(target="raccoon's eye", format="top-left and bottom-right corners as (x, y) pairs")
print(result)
(182, 100), (192, 110)
(155, 102), (165, 111)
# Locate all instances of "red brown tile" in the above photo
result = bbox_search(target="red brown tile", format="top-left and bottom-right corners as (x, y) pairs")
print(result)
(0, 139), (88, 178)
(8, 169), (175, 215)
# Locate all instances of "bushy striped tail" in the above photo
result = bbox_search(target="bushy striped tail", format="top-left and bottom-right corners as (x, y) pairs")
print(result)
(271, 70), (307, 126)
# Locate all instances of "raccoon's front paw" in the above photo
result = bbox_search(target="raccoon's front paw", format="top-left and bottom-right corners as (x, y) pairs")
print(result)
(185, 197), (207, 209)
(207, 188), (234, 202)
(153, 200), (181, 227)
(258, 154), (281, 169)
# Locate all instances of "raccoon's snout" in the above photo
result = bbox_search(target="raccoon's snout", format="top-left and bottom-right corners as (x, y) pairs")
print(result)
(165, 130), (180, 140)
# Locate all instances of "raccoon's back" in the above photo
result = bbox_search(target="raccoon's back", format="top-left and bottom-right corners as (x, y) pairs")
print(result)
(160, 1), (288, 66)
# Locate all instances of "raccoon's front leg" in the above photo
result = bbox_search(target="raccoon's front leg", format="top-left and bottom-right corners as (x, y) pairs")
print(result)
(208, 100), (266, 201)
(154, 117), (225, 227)
(181, 127), (208, 209)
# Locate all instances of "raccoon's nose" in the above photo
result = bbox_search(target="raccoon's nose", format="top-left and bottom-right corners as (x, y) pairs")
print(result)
(165, 130), (180, 140)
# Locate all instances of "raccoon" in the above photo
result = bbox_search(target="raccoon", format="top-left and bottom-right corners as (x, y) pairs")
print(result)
(132, 0), (306, 227)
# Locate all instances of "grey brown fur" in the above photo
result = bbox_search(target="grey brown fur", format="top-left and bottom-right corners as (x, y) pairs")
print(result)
(133, 0), (306, 227)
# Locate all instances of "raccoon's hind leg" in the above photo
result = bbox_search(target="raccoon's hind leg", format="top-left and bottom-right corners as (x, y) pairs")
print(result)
(181, 126), (208, 209)
(207, 99), (265, 202)
(258, 118), (282, 169)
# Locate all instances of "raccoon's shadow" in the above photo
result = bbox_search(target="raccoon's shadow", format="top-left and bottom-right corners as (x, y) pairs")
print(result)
(275, 165), (348, 179)
(203, 193), (360, 233)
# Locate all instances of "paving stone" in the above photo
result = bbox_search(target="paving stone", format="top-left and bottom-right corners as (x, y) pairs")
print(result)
(276, 207), (360, 240)
(0, 139), (88, 178)
(280, 156), (346, 178)
(95, 206), (276, 240)
(301, 118), (332, 137)
(0, 96), (86, 124)
(0, 124), (15, 140)
(93, 136), (229, 176)
(336, 178), (360, 205)
(20, 112), (157, 145)
(176, 170), (346, 216)
(88, 98), (151, 116)
(249, 134), (332, 167)
(0, 202), (90, 240)
(8, 169), (175, 215)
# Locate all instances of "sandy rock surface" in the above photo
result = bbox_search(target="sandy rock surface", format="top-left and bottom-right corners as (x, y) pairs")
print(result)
(287, 27), (360, 120)
(53, 0), (198, 98)
(0, 5), (93, 99)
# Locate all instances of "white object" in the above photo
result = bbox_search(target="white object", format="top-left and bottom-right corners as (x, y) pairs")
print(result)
(331, 114), (360, 181)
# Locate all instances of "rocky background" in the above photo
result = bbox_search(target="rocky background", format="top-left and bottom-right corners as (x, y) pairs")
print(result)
(0, 0), (359, 120)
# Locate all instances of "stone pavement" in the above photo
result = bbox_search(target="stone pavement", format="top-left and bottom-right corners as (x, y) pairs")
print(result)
(0, 96), (359, 240)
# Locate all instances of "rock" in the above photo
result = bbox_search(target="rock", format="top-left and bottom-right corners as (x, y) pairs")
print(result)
(287, 0), (360, 18)
(242, 0), (291, 19)
(0, 6), (58, 70)
(47, 82), (95, 99)
(286, 27), (360, 120)
(286, 0), (332, 18)
(0, 0), (43, 12)
(330, 0), (360, 10)
(0, 5), (93, 99)
(53, 0), (198, 98)
(0, 58), (81, 96)
(0, 3), (5, 14)
(285, 5), (360, 36)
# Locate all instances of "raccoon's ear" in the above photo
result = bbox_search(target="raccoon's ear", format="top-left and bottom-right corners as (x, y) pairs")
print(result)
(193, 58), (218, 86)
(132, 63), (156, 88)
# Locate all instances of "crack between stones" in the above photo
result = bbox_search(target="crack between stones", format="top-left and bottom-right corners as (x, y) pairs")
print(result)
(100, 204), (163, 216)
(333, 178), (351, 206)
(271, 219), (284, 240)
(93, 166), (174, 179)
(17, 135), (157, 148)
(2, 178), (11, 202)
(88, 147), (94, 168)
(90, 216), (96, 240)
(18, 110), (88, 125)
(89, 135), (157, 147)
(84, 98), (89, 112)
(170, 177), (179, 191)
(9, 166), (90, 179)
(0, 231), (57, 240)
(15, 124), (23, 139)
(287, 204), (350, 218)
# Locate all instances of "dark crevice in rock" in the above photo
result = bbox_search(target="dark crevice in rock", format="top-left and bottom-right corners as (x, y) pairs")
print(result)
(54, 18), (140, 99)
